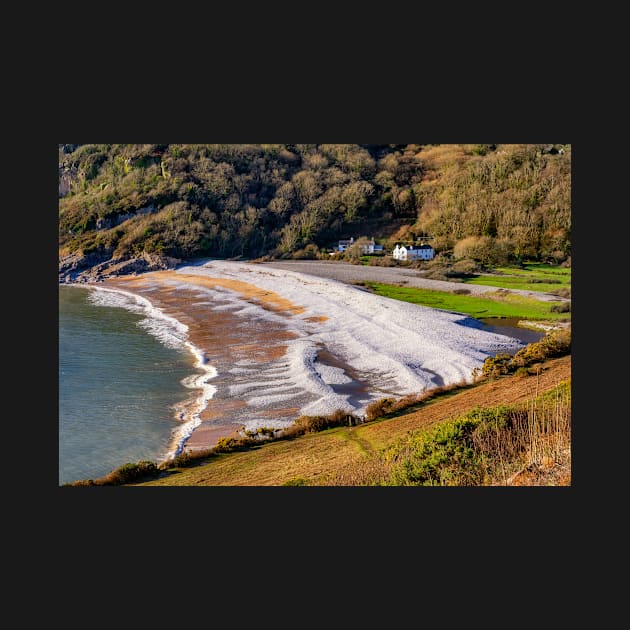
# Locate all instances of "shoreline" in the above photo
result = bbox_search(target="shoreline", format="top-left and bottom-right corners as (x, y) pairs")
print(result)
(62, 282), (220, 463)
(61, 260), (529, 470)
(99, 270), (311, 458)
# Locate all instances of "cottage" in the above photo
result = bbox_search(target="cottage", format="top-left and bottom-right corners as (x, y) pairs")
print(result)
(337, 237), (354, 252)
(360, 239), (384, 254)
(393, 243), (434, 261)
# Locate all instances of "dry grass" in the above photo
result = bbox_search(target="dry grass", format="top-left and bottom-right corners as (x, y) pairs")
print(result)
(491, 385), (571, 486)
(364, 381), (468, 422)
(415, 145), (469, 170)
(324, 380), (571, 487)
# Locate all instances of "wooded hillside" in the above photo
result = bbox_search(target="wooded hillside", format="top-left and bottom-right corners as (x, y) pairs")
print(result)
(58, 143), (570, 265)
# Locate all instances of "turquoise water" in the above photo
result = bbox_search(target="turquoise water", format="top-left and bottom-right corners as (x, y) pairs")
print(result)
(59, 285), (199, 485)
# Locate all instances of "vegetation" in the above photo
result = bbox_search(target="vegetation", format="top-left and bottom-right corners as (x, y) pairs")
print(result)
(363, 282), (570, 321)
(476, 328), (571, 379)
(372, 382), (571, 486)
(59, 144), (570, 265)
(63, 460), (158, 486)
(65, 409), (360, 486)
(364, 382), (468, 422)
(463, 262), (571, 295)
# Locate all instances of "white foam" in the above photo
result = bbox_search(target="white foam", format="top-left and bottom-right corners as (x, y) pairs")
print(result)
(228, 377), (296, 396)
(313, 363), (352, 385)
(172, 261), (525, 417)
(87, 285), (188, 350)
(167, 341), (218, 458)
(84, 284), (218, 460)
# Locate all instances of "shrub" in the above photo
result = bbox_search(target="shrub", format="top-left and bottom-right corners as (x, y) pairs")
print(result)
(282, 477), (309, 486)
(387, 415), (485, 486)
(365, 397), (396, 421)
(280, 408), (358, 438)
(479, 329), (571, 377)
(74, 460), (160, 486)
(481, 353), (513, 378)
(550, 302), (570, 313)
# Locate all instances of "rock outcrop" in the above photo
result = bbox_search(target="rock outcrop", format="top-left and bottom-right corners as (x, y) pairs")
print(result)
(59, 251), (181, 284)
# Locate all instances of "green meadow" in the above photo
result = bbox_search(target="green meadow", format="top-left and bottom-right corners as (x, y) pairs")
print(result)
(462, 262), (571, 293)
(364, 282), (570, 321)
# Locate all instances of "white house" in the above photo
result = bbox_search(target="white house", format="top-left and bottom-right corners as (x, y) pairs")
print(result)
(393, 243), (434, 261)
(360, 239), (384, 254)
(337, 237), (354, 252)
(338, 237), (385, 254)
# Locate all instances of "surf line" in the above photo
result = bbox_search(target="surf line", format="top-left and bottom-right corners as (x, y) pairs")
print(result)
(79, 282), (218, 462)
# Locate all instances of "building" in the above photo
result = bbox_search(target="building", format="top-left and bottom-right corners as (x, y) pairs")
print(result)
(360, 239), (384, 254)
(338, 237), (385, 254)
(393, 243), (434, 261)
(337, 237), (354, 252)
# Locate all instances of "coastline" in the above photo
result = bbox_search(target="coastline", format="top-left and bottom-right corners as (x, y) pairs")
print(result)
(99, 270), (309, 458)
(62, 259), (528, 468)
(62, 282), (220, 462)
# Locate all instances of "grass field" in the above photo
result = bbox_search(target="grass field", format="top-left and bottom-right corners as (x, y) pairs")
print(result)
(365, 283), (570, 321)
(463, 262), (571, 293)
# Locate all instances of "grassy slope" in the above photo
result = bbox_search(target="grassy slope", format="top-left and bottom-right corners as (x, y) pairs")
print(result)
(134, 355), (571, 486)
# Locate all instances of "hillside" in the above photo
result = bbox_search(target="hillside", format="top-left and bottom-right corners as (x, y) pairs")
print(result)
(58, 144), (571, 278)
(130, 355), (570, 487)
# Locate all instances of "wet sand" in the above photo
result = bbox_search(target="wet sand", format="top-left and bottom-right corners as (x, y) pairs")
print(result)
(102, 272), (321, 454)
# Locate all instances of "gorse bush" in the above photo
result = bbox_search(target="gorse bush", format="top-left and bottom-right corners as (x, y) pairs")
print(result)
(387, 416), (485, 486)
(378, 382), (571, 486)
(479, 328), (571, 378)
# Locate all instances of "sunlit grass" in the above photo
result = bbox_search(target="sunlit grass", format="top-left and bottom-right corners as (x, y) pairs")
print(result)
(464, 262), (571, 293)
(366, 283), (569, 320)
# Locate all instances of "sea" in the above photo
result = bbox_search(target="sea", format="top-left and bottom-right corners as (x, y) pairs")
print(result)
(58, 284), (214, 485)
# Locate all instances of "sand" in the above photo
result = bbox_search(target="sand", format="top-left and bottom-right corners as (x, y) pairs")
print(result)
(102, 260), (525, 458)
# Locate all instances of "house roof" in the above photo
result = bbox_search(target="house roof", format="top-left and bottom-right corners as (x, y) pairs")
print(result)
(395, 243), (433, 249)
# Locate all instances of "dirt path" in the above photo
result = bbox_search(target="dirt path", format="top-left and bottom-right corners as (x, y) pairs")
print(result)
(258, 260), (568, 303)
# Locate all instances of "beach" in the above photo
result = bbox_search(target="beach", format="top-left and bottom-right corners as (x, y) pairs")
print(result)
(101, 260), (525, 459)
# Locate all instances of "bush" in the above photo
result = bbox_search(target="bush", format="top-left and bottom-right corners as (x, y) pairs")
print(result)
(550, 302), (571, 313)
(69, 460), (160, 486)
(280, 408), (358, 438)
(282, 477), (309, 486)
(388, 416), (485, 486)
(292, 243), (321, 259)
(481, 353), (513, 378)
(479, 329), (571, 378)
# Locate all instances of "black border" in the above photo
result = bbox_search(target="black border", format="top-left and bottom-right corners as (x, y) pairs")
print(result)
(49, 105), (578, 568)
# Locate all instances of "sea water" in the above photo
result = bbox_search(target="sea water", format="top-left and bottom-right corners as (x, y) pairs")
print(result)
(59, 285), (205, 485)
